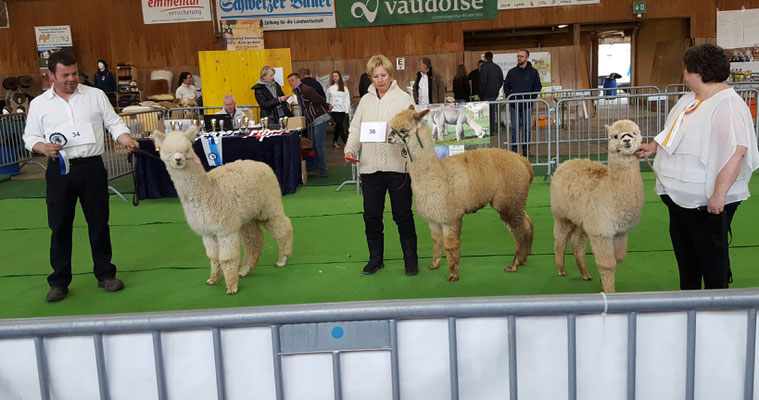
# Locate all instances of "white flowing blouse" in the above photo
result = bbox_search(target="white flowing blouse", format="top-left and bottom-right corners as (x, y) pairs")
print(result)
(653, 88), (759, 208)
(327, 84), (351, 113)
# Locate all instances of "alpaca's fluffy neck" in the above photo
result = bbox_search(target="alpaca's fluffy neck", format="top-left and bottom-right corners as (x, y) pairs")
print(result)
(165, 160), (216, 205)
(606, 152), (643, 200)
(405, 139), (440, 175)
(607, 152), (640, 175)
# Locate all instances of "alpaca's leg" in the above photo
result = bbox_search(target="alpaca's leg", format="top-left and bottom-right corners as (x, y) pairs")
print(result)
(614, 232), (629, 264)
(498, 209), (533, 272)
(428, 222), (444, 270)
(202, 236), (221, 286)
(589, 235), (617, 293)
(264, 215), (293, 267)
(443, 221), (462, 282)
(571, 229), (591, 281)
(553, 217), (573, 277)
(456, 118), (464, 141)
(217, 234), (241, 295)
(240, 222), (264, 277)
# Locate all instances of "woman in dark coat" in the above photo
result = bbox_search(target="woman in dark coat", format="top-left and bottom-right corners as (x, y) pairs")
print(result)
(452, 64), (470, 102)
(252, 66), (292, 125)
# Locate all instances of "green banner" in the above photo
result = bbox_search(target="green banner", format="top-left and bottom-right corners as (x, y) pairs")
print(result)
(336, 0), (497, 28)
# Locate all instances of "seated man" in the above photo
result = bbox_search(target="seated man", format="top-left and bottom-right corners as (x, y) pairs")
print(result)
(213, 94), (246, 129)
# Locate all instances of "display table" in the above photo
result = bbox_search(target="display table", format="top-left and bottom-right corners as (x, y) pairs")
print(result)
(135, 132), (301, 200)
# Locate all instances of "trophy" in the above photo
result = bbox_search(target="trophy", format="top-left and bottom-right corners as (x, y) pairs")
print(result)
(169, 120), (176, 131)
(282, 116), (289, 130)
(241, 116), (249, 133)
(279, 117), (284, 129)
(192, 119), (199, 130)
(210, 118), (217, 132)
(262, 117), (269, 129)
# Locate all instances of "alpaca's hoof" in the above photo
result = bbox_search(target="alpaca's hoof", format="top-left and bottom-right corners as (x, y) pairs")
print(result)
(558, 271), (566, 277)
(206, 279), (218, 286)
(275, 256), (287, 268)
(447, 274), (459, 282)
(582, 274), (592, 281)
(505, 265), (518, 273)
(239, 266), (251, 277)
(428, 263), (440, 270)
(226, 288), (238, 295)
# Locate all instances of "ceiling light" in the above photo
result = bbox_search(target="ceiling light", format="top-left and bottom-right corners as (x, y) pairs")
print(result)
(558, 24), (568, 28)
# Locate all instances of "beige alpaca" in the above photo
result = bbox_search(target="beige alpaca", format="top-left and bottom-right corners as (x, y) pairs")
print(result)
(388, 107), (534, 281)
(550, 119), (644, 293)
(153, 127), (293, 295)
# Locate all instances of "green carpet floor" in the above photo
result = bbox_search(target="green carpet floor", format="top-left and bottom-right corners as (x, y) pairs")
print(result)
(1, 171), (758, 319)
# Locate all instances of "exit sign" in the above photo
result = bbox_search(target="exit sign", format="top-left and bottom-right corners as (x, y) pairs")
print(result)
(633, 1), (646, 14)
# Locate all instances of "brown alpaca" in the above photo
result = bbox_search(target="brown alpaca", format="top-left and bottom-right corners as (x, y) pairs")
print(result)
(388, 106), (534, 281)
(550, 119), (644, 293)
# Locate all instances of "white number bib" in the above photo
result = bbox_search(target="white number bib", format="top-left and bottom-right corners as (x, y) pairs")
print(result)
(47, 123), (96, 148)
(360, 121), (387, 143)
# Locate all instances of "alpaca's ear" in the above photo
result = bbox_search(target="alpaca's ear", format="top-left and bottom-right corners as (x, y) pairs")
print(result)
(604, 124), (612, 137)
(184, 125), (199, 141)
(153, 130), (166, 146)
(414, 109), (430, 121)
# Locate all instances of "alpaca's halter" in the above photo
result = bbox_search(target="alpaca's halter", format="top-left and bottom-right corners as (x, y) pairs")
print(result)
(391, 128), (424, 162)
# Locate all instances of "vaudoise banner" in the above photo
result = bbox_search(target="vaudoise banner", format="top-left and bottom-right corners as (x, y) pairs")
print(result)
(336, 0), (496, 28)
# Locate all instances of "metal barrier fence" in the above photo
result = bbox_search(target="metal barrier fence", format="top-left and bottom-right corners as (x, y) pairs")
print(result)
(494, 98), (553, 176)
(552, 92), (667, 167)
(0, 289), (757, 399)
(0, 113), (40, 172)
(166, 105), (261, 122)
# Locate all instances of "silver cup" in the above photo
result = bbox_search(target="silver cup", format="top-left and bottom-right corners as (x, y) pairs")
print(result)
(211, 118), (217, 132)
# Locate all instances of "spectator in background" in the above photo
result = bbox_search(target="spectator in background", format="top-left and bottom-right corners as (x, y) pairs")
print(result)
(298, 68), (326, 100)
(503, 49), (542, 156)
(175, 72), (197, 103)
(252, 65), (292, 127)
(213, 94), (246, 129)
(468, 59), (484, 99)
(327, 70), (350, 149)
(413, 57), (445, 105)
(78, 73), (93, 87)
(358, 72), (372, 97)
(479, 52), (503, 136)
(452, 64), (470, 102)
(289, 72), (331, 178)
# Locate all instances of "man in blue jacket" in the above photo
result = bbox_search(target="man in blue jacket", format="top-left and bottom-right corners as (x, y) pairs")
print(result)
(478, 52), (503, 136)
(504, 49), (542, 156)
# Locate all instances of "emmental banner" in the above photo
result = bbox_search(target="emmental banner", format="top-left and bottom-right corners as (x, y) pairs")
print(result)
(336, 0), (496, 28)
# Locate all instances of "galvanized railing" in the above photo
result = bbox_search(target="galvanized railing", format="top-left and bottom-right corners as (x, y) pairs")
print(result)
(0, 289), (757, 399)
(0, 113), (43, 173)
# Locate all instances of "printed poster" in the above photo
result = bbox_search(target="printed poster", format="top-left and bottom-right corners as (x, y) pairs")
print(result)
(221, 19), (264, 50)
(217, 0), (335, 31)
(35, 25), (74, 89)
(142, 0), (213, 24)
(415, 101), (491, 158)
(493, 51), (551, 89)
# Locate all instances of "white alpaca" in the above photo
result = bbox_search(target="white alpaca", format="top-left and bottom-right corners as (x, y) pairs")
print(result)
(550, 119), (644, 293)
(389, 106), (534, 281)
(153, 127), (293, 295)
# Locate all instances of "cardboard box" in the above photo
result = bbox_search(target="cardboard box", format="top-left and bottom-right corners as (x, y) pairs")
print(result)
(286, 116), (306, 131)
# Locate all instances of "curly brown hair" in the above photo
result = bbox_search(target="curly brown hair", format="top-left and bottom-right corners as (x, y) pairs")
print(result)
(683, 44), (730, 83)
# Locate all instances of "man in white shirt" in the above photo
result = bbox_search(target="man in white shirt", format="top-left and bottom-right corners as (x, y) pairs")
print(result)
(213, 94), (246, 129)
(175, 72), (197, 103)
(23, 51), (139, 302)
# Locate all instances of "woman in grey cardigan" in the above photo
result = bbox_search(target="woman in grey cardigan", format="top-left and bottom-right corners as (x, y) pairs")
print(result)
(345, 55), (419, 276)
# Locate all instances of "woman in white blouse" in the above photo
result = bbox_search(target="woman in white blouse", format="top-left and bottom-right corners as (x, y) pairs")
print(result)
(636, 44), (759, 290)
(326, 70), (350, 149)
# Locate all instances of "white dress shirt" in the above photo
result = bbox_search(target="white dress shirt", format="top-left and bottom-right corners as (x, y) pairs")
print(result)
(654, 88), (759, 208)
(327, 84), (351, 113)
(417, 74), (429, 106)
(175, 83), (197, 101)
(23, 84), (129, 159)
